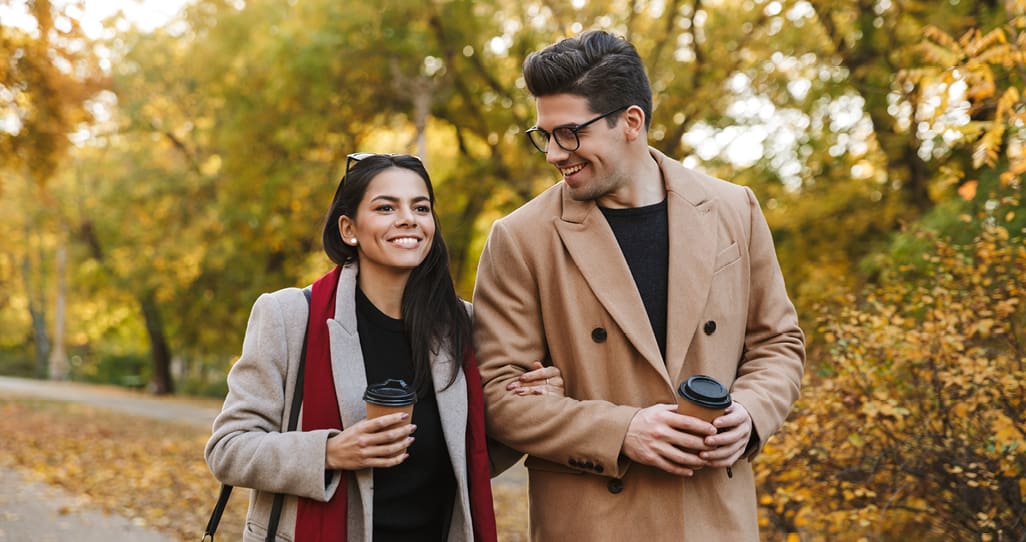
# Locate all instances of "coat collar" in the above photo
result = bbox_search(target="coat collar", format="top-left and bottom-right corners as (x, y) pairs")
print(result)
(554, 147), (719, 385)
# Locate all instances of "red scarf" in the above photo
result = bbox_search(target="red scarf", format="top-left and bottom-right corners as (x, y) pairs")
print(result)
(294, 266), (498, 542)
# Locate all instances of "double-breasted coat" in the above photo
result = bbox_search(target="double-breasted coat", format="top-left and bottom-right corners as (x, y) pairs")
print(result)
(206, 263), (490, 542)
(473, 148), (806, 541)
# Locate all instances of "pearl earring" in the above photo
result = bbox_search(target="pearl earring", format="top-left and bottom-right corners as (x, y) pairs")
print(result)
(350, 238), (358, 244)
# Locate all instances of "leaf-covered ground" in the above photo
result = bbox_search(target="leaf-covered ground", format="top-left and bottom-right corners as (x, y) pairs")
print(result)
(0, 398), (529, 541)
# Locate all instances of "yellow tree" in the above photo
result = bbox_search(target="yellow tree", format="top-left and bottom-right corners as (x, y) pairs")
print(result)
(757, 4), (1026, 537)
(0, 0), (106, 378)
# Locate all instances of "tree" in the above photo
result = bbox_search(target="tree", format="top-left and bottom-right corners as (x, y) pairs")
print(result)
(756, 5), (1026, 537)
(0, 0), (106, 378)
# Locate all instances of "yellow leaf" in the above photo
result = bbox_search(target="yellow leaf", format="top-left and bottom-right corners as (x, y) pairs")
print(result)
(958, 180), (978, 200)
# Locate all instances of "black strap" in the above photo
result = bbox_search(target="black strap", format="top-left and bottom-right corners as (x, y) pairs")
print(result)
(201, 483), (233, 541)
(202, 288), (312, 542)
(265, 288), (311, 540)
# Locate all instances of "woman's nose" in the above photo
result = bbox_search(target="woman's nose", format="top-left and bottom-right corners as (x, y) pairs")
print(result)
(395, 208), (414, 226)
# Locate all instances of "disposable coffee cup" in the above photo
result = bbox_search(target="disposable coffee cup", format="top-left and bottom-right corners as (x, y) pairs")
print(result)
(677, 375), (731, 423)
(364, 379), (417, 423)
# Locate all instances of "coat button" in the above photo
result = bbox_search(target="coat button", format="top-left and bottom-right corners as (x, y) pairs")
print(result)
(703, 321), (717, 335)
(595, 464), (604, 474)
(607, 479), (624, 494)
(591, 327), (607, 343)
(568, 458), (580, 468)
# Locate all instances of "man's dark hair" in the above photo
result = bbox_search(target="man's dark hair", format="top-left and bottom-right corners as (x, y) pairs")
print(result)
(523, 30), (653, 130)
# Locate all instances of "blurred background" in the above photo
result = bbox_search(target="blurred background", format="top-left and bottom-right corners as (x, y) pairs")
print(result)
(1, 0), (1024, 539)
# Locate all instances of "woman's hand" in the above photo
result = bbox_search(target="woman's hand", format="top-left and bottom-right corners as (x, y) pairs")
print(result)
(324, 413), (415, 470)
(506, 361), (565, 396)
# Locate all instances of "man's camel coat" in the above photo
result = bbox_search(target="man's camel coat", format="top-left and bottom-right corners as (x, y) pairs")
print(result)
(473, 148), (806, 541)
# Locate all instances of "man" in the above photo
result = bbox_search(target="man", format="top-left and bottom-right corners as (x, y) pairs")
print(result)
(473, 30), (805, 540)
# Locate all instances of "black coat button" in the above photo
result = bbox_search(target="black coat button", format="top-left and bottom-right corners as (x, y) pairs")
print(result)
(568, 458), (580, 468)
(608, 479), (624, 494)
(592, 327), (607, 343)
(703, 321), (717, 335)
(595, 464), (604, 473)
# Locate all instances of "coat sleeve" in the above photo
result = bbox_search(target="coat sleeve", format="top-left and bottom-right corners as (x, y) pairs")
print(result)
(730, 187), (806, 456)
(205, 291), (342, 501)
(473, 219), (639, 478)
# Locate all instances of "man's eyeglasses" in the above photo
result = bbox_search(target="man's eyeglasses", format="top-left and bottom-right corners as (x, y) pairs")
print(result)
(525, 106), (628, 154)
(344, 152), (422, 175)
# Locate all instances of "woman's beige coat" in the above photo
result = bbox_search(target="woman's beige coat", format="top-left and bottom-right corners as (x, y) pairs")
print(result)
(473, 148), (806, 541)
(206, 263), (484, 542)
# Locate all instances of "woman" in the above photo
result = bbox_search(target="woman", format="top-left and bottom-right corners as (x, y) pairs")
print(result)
(206, 153), (562, 542)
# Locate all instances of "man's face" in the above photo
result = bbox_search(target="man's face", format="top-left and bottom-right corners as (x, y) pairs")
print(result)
(534, 94), (629, 203)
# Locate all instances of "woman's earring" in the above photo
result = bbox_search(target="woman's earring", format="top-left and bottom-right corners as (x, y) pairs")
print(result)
(350, 238), (358, 245)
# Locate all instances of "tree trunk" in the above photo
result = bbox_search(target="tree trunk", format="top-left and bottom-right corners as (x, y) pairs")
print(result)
(139, 291), (174, 395)
(21, 225), (50, 378)
(48, 237), (68, 380)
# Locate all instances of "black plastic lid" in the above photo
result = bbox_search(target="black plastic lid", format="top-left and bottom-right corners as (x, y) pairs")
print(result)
(678, 375), (731, 409)
(363, 379), (417, 406)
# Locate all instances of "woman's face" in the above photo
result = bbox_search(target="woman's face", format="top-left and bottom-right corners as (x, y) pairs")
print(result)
(338, 167), (436, 282)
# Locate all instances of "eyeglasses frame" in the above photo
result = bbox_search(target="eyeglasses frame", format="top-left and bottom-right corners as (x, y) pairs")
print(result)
(524, 106), (629, 154)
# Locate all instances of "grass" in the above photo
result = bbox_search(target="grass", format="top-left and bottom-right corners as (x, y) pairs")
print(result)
(0, 397), (529, 541)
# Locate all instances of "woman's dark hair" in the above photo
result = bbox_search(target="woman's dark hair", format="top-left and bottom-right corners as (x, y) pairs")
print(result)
(322, 154), (471, 393)
(523, 30), (653, 130)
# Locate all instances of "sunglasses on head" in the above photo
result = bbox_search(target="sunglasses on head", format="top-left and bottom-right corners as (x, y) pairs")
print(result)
(344, 152), (423, 175)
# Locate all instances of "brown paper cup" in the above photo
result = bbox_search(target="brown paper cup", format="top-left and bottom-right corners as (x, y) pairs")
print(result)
(364, 401), (415, 423)
(676, 375), (731, 423)
(676, 399), (726, 423)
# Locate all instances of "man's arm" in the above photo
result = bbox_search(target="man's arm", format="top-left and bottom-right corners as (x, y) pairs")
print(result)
(473, 219), (639, 478)
(726, 187), (806, 457)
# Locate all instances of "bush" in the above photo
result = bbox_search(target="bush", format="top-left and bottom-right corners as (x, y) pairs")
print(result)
(71, 352), (152, 389)
(0, 351), (36, 377)
(758, 220), (1026, 540)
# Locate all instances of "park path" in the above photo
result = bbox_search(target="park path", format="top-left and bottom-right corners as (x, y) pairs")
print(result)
(0, 375), (527, 541)
(0, 376), (208, 542)
(0, 466), (176, 542)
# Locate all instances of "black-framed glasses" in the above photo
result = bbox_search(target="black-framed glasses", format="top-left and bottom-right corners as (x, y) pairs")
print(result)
(525, 106), (628, 153)
(344, 152), (422, 175)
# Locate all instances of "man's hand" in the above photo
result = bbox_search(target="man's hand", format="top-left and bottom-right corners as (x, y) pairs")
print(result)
(699, 401), (753, 468)
(621, 404), (718, 476)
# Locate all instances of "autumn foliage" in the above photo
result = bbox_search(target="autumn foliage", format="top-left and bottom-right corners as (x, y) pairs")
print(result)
(758, 211), (1026, 540)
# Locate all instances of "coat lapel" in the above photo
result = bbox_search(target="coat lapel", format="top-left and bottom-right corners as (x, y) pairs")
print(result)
(325, 263), (374, 512)
(431, 345), (468, 491)
(653, 150), (719, 382)
(327, 262), (368, 430)
(555, 189), (667, 381)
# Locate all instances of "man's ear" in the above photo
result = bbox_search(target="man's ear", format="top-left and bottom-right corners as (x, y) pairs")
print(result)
(623, 105), (646, 142)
